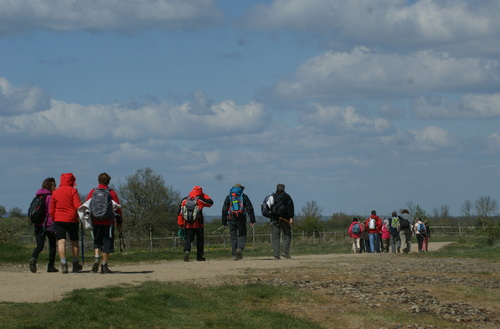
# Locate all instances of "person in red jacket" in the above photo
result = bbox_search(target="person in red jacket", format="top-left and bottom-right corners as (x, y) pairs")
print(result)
(177, 186), (213, 262)
(347, 217), (363, 253)
(50, 173), (82, 273)
(86, 173), (123, 274)
(365, 210), (382, 253)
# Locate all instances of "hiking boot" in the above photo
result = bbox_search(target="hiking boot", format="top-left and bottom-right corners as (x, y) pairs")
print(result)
(92, 258), (100, 273)
(282, 253), (291, 259)
(29, 258), (37, 273)
(47, 266), (59, 273)
(61, 263), (69, 274)
(196, 256), (206, 261)
(274, 256), (281, 260)
(183, 251), (190, 262)
(101, 264), (112, 274)
(235, 248), (243, 260)
(72, 262), (83, 273)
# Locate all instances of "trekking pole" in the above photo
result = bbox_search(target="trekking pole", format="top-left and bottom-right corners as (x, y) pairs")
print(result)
(279, 217), (290, 224)
(209, 225), (225, 235)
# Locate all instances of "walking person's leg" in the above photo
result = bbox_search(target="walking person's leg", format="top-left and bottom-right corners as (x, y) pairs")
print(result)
(271, 220), (281, 259)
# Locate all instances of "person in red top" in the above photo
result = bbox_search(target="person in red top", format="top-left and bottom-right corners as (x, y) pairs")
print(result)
(177, 186), (213, 262)
(50, 173), (82, 273)
(347, 217), (363, 253)
(86, 173), (123, 274)
(365, 210), (382, 253)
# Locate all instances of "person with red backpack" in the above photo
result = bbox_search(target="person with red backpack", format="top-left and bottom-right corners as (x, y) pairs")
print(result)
(365, 210), (382, 253)
(347, 217), (363, 253)
(177, 186), (213, 262)
(221, 184), (256, 260)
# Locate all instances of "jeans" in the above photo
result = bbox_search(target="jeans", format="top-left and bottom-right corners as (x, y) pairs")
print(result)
(390, 233), (401, 253)
(31, 226), (57, 266)
(368, 233), (380, 253)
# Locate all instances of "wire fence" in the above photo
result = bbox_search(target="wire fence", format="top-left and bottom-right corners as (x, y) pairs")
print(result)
(1, 224), (487, 252)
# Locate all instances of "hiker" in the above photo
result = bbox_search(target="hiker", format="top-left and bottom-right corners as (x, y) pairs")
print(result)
(269, 184), (294, 260)
(86, 173), (123, 274)
(388, 211), (401, 253)
(413, 217), (427, 252)
(221, 184), (256, 260)
(347, 217), (363, 253)
(365, 210), (382, 253)
(177, 186), (213, 262)
(422, 219), (431, 252)
(361, 219), (371, 253)
(398, 209), (414, 253)
(381, 219), (390, 253)
(29, 177), (59, 273)
(49, 173), (83, 273)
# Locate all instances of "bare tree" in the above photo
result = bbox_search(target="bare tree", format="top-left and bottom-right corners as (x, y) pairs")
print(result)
(460, 199), (474, 226)
(405, 201), (416, 215)
(117, 168), (181, 240)
(440, 204), (450, 226)
(475, 195), (498, 229)
(296, 200), (324, 236)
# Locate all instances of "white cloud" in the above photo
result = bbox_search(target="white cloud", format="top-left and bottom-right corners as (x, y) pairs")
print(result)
(0, 81), (270, 142)
(410, 126), (453, 152)
(0, 78), (50, 114)
(486, 131), (500, 154)
(0, 0), (223, 35)
(245, 0), (500, 53)
(413, 93), (500, 119)
(301, 104), (391, 135)
(273, 47), (500, 101)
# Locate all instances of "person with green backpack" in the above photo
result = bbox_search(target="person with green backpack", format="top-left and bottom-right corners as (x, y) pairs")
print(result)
(388, 211), (401, 253)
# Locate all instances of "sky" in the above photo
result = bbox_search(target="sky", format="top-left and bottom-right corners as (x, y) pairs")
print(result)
(1, 0), (500, 219)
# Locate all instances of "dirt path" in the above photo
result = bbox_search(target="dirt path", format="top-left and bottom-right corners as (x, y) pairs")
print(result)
(0, 242), (454, 304)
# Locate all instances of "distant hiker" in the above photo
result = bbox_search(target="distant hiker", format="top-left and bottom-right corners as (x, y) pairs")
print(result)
(268, 184), (294, 260)
(413, 217), (427, 252)
(388, 211), (401, 253)
(49, 173), (82, 273)
(381, 219), (390, 253)
(221, 184), (256, 260)
(398, 209), (414, 253)
(365, 210), (382, 253)
(177, 186), (213, 262)
(347, 217), (363, 253)
(422, 219), (431, 252)
(28, 177), (58, 273)
(86, 173), (123, 274)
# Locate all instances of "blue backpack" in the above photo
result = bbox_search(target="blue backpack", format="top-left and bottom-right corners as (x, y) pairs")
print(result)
(352, 222), (361, 235)
(228, 186), (245, 218)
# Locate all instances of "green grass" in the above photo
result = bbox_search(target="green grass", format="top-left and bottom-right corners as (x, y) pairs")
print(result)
(427, 238), (500, 261)
(0, 281), (322, 329)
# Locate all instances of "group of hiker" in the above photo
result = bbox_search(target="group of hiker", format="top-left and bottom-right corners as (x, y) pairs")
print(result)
(28, 173), (122, 274)
(28, 174), (295, 273)
(177, 183), (295, 261)
(347, 209), (431, 254)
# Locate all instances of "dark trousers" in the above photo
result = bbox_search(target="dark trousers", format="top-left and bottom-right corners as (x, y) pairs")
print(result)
(184, 227), (204, 258)
(228, 218), (247, 256)
(31, 226), (57, 267)
(271, 219), (291, 257)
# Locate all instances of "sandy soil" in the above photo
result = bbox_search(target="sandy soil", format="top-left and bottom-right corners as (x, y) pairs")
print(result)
(0, 242), (455, 304)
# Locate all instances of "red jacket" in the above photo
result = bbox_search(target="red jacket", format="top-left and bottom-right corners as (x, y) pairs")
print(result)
(365, 215), (382, 233)
(50, 173), (81, 223)
(177, 186), (213, 229)
(86, 184), (122, 226)
(347, 221), (363, 238)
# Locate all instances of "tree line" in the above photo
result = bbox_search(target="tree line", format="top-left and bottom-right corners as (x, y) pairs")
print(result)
(0, 167), (498, 238)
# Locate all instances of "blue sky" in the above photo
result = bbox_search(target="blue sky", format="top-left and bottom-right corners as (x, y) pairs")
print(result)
(1, 0), (499, 218)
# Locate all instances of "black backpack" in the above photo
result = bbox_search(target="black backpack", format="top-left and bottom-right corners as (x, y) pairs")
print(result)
(399, 216), (410, 229)
(271, 193), (287, 218)
(28, 194), (48, 224)
(90, 188), (114, 220)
